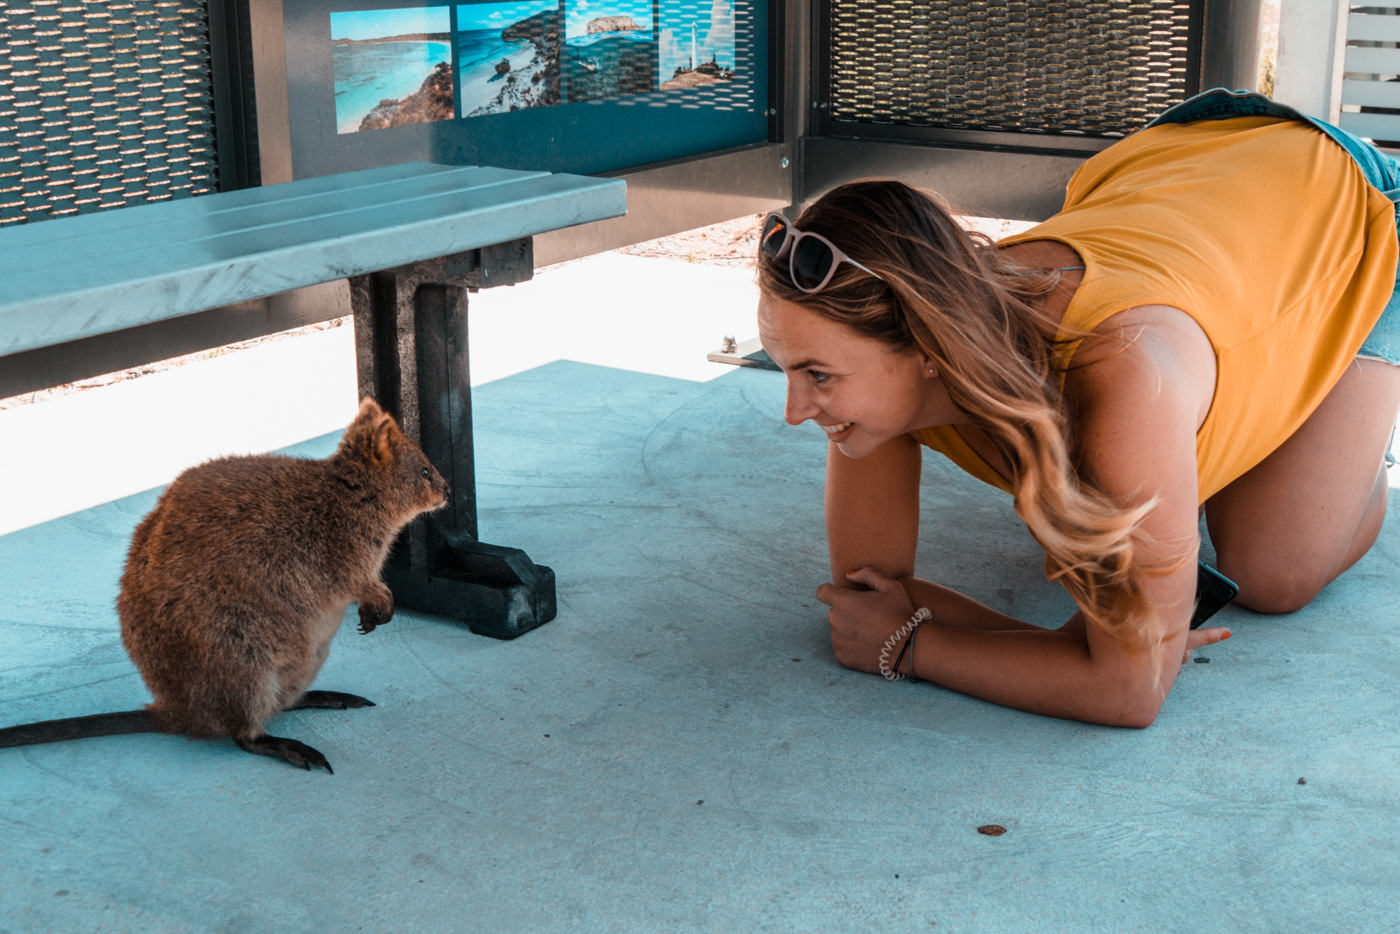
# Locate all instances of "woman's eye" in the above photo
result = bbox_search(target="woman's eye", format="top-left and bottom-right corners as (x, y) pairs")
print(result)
(808, 369), (830, 384)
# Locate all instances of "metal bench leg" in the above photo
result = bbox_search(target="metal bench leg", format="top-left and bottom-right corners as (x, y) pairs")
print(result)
(349, 240), (556, 640)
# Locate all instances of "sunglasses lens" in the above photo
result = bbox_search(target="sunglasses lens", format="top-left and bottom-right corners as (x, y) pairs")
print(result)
(791, 235), (836, 291)
(759, 214), (790, 259)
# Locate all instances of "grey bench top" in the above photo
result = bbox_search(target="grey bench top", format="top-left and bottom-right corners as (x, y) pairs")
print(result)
(0, 162), (627, 359)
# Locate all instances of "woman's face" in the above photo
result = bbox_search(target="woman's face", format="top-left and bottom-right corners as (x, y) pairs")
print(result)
(757, 292), (955, 459)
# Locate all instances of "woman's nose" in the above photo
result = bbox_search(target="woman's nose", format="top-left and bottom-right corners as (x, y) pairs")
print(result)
(784, 380), (817, 426)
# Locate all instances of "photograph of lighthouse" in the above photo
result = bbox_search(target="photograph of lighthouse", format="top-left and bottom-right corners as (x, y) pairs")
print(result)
(564, 1), (657, 104)
(658, 0), (736, 90)
(330, 6), (454, 134)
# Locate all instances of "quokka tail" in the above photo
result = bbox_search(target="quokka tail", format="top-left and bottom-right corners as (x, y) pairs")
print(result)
(0, 710), (160, 748)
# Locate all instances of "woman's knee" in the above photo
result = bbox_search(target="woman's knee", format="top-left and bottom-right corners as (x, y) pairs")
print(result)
(1217, 541), (1368, 614)
(1208, 449), (1393, 616)
(1225, 566), (1322, 615)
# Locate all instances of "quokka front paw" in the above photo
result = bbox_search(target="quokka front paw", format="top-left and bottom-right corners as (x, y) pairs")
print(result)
(357, 599), (395, 634)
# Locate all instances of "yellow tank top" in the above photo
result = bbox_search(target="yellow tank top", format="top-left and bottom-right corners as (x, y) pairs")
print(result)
(917, 116), (1397, 502)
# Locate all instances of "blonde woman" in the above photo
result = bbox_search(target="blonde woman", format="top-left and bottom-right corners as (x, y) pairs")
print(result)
(757, 90), (1400, 726)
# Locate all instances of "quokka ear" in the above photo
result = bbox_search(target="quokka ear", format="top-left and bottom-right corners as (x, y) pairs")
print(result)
(370, 415), (399, 466)
(356, 397), (385, 420)
(342, 397), (398, 463)
(346, 397), (385, 437)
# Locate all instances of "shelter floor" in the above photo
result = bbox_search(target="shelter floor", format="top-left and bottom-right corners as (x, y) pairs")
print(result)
(1, 254), (1397, 933)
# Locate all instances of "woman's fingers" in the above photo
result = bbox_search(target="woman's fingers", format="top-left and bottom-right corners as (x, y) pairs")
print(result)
(1188, 626), (1232, 649)
(842, 566), (899, 593)
(817, 566), (897, 605)
(1181, 625), (1232, 663)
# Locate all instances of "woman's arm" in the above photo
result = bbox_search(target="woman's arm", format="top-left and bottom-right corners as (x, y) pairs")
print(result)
(817, 310), (1230, 726)
(898, 576), (1048, 632)
(823, 432), (924, 582)
(822, 428), (1045, 633)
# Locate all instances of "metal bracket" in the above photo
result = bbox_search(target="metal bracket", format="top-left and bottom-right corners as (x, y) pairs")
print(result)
(707, 335), (778, 370)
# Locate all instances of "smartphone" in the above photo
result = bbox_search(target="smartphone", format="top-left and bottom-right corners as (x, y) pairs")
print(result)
(1190, 561), (1239, 629)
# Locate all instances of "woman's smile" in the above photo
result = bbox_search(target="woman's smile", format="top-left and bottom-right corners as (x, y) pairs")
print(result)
(819, 420), (856, 451)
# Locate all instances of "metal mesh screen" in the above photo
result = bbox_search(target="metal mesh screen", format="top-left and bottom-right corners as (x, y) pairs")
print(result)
(827, 0), (1201, 138)
(0, 0), (220, 227)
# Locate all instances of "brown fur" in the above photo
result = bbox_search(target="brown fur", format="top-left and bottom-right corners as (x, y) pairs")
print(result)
(0, 398), (446, 773)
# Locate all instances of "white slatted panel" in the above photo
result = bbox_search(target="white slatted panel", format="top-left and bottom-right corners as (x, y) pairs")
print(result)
(1340, 4), (1400, 146)
(1344, 44), (1400, 73)
(1350, 10), (1400, 42)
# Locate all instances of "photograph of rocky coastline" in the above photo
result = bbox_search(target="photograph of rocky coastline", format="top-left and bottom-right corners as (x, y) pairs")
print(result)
(658, 0), (737, 90)
(331, 7), (454, 133)
(458, 2), (562, 117)
(564, 1), (656, 104)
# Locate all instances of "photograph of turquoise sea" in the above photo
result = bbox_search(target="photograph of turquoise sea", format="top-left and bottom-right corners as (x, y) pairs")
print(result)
(460, 1), (563, 116)
(332, 6), (454, 133)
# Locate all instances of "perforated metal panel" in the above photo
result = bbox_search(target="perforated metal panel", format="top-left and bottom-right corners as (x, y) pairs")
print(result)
(826, 0), (1202, 138)
(0, 0), (220, 227)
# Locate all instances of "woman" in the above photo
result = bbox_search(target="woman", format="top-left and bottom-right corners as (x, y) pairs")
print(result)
(757, 90), (1400, 726)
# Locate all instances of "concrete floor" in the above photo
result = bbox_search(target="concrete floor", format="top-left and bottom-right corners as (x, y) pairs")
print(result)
(1, 253), (1398, 933)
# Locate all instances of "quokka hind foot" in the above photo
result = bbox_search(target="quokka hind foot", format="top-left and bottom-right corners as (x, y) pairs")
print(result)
(233, 690), (377, 773)
(235, 733), (336, 774)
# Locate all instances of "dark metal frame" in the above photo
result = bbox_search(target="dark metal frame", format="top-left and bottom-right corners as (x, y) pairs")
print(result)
(207, 0), (261, 192)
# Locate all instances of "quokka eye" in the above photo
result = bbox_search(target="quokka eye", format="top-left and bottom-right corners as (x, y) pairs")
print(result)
(419, 467), (431, 478)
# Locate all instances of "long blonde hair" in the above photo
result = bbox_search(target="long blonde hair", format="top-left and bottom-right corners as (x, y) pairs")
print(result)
(759, 179), (1158, 641)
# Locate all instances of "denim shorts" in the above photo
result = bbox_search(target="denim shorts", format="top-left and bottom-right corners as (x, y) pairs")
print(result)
(1148, 88), (1400, 366)
(1358, 290), (1400, 365)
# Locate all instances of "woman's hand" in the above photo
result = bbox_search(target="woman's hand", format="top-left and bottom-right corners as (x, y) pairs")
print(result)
(815, 566), (918, 675)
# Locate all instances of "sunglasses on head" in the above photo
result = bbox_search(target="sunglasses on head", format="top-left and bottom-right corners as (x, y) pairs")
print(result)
(760, 212), (885, 293)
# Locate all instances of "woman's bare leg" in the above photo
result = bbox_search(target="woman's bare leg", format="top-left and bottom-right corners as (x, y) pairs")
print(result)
(1204, 358), (1400, 614)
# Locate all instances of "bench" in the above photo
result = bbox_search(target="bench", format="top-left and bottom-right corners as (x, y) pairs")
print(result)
(0, 162), (628, 640)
